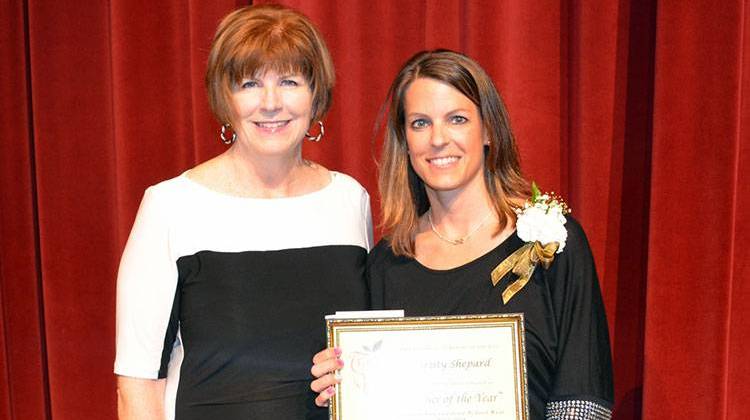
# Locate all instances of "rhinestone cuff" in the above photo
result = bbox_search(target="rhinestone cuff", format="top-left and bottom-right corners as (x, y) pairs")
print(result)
(545, 399), (612, 420)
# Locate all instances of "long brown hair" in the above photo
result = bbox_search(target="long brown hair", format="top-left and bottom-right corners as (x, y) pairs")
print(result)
(379, 50), (529, 256)
(205, 4), (335, 126)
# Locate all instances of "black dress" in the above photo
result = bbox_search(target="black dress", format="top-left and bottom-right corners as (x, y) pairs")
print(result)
(367, 217), (614, 419)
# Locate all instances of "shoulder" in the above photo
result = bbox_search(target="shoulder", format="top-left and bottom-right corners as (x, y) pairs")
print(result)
(369, 238), (392, 258)
(562, 215), (589, 248)
(329, 172), (371, 213)
(330, 171), (369, 195)
(545, 215), (600, 292)
(122, 173), (195, 237)
(559, 215), (594, 260)
(143, 172), (193, 207)
(366, 239), (397, 288)
(150, 171), (190, 191)
(367, 238), (412, 270)
(368, 239), (394, 266)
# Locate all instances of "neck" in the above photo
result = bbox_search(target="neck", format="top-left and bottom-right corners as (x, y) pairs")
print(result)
(225, 142), (307, 197)
(425, 185), (496, 237)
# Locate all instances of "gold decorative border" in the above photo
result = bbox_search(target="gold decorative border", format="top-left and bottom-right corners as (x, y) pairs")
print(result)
(326, 313), (528, 420)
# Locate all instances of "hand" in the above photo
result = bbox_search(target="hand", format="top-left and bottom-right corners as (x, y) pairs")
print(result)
(310, 347), (344, 407)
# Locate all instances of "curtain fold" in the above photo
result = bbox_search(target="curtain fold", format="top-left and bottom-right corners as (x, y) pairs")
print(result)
(643, 1), (749, 419)
(0, 0), (747, 418)
(727, 9), (750, 420)
(27, 1), (119, 417)
(0, 0), (49, 419)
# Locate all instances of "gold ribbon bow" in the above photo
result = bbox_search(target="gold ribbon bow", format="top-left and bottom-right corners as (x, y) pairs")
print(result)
(491, 241), (559, 304)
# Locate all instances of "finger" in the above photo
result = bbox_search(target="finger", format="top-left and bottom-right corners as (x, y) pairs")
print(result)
(312, 347), (341, 365)
(310, 357), (344, 379)
(311, 372), (340, 393)
(314, 385), (337, 407)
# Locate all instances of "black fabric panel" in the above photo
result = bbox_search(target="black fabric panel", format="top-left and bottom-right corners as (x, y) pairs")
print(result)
(172, 245), (367, 419)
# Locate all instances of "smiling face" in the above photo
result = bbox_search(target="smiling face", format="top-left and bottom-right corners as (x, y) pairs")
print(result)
(404, 77), (487, 199)
(230, 69), (314, 157)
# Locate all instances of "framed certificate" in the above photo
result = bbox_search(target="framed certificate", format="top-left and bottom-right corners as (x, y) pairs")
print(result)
(326, 313), (528, 420)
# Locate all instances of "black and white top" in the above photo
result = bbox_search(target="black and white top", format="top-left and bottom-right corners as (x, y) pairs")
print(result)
(368, 217), (614, 420)
(114, 171), (372, 420)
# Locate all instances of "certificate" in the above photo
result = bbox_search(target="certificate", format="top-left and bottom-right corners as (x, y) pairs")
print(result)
(326, 313), (528, 420)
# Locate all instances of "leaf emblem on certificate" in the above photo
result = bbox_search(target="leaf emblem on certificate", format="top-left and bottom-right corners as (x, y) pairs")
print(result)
(349, 339), (383, 391)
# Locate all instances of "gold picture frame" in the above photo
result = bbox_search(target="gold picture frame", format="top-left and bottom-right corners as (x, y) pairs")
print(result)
(326, 313), (528, 420)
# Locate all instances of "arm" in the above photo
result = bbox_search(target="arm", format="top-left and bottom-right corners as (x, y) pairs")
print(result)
(117, 376), (166, 420)
(114, 186), (180, 416)
(546, 218), (614, 418)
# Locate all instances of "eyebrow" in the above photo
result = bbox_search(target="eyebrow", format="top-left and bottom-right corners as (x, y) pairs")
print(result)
(406, 108), (471, 118)
(244, 71), (304, 79)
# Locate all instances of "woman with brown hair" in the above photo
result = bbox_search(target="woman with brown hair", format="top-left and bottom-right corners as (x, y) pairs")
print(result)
(311, 50), (613, 419)
(115, 5), (371, 419)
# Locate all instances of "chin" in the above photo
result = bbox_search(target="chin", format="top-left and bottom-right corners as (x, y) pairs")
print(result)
(419, 171), (460, 186)
(424, 181), (464, 193)
(422, 172), (486, 195)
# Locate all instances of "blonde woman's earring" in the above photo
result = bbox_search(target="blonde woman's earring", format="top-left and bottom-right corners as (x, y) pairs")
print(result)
(305, 121), (325, 142)
(220, 123), (236, 145)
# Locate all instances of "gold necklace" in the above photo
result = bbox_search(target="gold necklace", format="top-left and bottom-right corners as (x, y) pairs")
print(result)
(427, 210), (493, 245)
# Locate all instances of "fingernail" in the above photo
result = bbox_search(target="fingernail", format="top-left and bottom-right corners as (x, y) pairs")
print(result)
(334, 370), (342, 381)
(334, 347), (342, 356)
(327, 386), (336, 395)
(337, 358), (345, 367)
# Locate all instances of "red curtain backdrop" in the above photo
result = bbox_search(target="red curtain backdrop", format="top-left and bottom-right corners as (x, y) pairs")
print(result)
(0, 0), (747, 418)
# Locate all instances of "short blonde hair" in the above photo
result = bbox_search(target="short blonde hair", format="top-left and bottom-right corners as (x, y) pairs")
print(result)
(205, 4), (335, 125)
(379, 50), (529, 256)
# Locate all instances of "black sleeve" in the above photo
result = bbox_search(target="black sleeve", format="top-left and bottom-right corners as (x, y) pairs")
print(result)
(547, 217), (614, 418)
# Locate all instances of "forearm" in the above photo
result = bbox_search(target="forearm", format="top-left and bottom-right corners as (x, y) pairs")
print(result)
(117, 376), (166, 420)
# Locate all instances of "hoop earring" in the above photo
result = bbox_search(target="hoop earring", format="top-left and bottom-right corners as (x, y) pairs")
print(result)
(220, 123), (236, 145)
(304, 120), (325, 142)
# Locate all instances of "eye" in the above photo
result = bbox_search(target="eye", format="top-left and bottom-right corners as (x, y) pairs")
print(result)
(449, 115), (468, 124)
(240, 79), (259, 89)
(280, 78), (300, 87)
(409, 119), (429, 130)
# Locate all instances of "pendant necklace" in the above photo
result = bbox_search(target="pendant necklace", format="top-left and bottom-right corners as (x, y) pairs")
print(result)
(428, 209), (493, 245)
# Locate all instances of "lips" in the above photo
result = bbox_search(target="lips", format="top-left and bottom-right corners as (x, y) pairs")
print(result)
(253, 120), (290, 129)
(251, 119), (291, 135)
(427, 156), (460, 168)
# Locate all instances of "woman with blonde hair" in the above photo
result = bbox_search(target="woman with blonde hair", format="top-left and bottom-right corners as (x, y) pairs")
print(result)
(312, 50), (613, 419)
(115, 5), (371, 419)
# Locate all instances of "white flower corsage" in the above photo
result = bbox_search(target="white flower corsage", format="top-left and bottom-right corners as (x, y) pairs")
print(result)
(491, 183), (571, 304)
(515, 183), (569, 253)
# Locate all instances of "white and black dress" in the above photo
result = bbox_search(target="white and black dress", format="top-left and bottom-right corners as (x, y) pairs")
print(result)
(114, 171), (372, 420)
(368, 217), (614, 420)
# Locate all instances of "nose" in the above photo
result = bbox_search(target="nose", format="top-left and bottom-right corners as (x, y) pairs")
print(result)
(429, 123), (449, 147)
(260, 85), (281, 113)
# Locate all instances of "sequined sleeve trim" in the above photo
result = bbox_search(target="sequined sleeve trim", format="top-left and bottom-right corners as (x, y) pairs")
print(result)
(545, 399), (612, 419)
